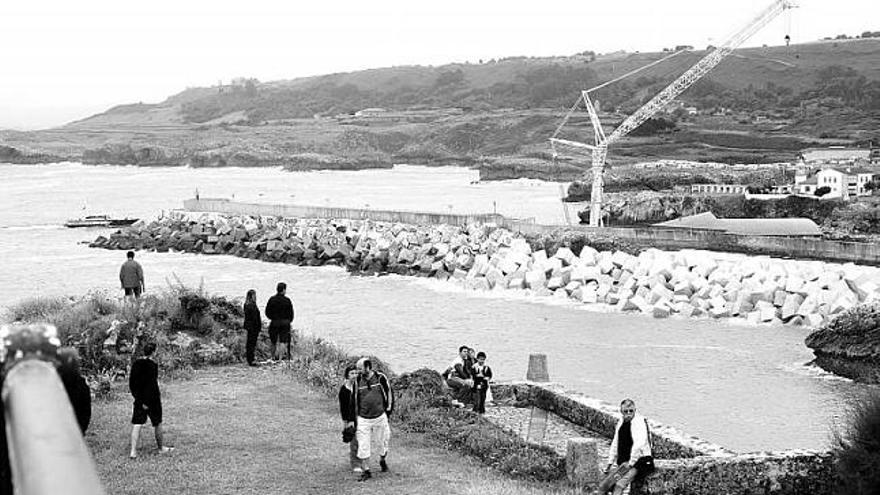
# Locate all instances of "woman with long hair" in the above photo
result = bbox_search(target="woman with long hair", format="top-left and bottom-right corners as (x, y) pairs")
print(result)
(243, 289), (262, 366)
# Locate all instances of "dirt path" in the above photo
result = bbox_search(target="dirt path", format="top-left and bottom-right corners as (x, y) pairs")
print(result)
(85, 364), (574, 495)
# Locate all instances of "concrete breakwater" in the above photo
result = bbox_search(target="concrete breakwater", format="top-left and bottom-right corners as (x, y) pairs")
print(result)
(90, 211), (880, 329)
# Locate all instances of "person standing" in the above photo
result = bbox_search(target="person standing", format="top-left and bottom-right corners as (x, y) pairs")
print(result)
(57, 347), (92, 434)
(351, 358), (394, 481)
(264, 282), (294, 361)
(337, 365), (360, 475)
(598, 399), (653, 495)
(243, 289), (262, 366)
(128, 342), (174, 459)
(119, 251), (145, 299)
(471, 351), (493, 414)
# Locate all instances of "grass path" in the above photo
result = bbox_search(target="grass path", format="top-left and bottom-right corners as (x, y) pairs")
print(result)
(86, 364), (576, 495)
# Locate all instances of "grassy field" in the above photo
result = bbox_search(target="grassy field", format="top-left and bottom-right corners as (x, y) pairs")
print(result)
(86, 364), (578, 495)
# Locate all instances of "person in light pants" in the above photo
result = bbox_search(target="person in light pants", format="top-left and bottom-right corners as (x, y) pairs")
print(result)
(351, 358), (394, 482)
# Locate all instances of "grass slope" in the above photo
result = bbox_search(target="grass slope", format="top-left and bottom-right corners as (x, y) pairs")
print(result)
(88, 365), (577, 495)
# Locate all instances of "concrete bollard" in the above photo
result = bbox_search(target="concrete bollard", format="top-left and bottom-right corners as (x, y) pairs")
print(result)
(526, 353), (549, 382)
(566, 437), (600, 489)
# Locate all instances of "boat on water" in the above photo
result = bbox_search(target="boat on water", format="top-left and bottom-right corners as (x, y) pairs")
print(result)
(64, 215), (139, 228)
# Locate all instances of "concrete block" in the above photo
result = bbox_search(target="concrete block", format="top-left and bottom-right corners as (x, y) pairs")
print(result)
(679, 304), (696, 318)
(581, 288), (598, 304)
(746, 311), (761, 325)
(635, 286), (650, 300)
(525, 270), (547, 289)
(709, 306), (730, 318)
(553, 247), (576, 266)
(566, 438), (600, 489)
(508, 278), (525, 290)
(781, 293), (805, 320)
(773, 290), (787, 307)
(806, 313), (824, 328)
(578, 246), (599, 266)
(498, 257), (519, 275)
(565, 281), (582, 294)
(486, 268), (505, 287)
(532, 249), (548, 267)
(548, 276), (564, 290)
(652, 305), (671, 318)
(606, 292), (621, 305)
(610, 250), (631, 268)
(598, 257), (614, 275)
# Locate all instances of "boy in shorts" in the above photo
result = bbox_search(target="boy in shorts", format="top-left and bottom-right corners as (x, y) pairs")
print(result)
(129, 341), (174, 458)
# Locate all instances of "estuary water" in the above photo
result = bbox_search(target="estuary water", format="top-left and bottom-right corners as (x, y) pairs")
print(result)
(0, 162), (871, 452)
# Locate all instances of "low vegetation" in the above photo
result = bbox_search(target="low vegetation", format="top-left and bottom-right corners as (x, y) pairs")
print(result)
(832, 391), (880, 495)
(2, 284), (565, 484)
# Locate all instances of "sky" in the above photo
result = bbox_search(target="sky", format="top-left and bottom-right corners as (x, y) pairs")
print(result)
(0, 0), (875, 129)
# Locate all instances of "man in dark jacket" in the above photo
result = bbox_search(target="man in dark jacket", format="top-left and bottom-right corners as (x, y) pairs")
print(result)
(264, 282), (294, 361)
(350, 358), (394, 481)
(128, 342), (173, 458)
(119, 251), (145, 299)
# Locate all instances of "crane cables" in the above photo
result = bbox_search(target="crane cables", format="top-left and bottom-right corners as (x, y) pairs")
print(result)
(550, 48), (690, 156)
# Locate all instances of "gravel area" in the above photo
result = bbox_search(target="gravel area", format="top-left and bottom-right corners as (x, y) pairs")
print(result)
(483, 404), (612, 462)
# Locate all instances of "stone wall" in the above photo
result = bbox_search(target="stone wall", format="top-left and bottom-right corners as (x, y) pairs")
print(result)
(493, 381), (835, 495)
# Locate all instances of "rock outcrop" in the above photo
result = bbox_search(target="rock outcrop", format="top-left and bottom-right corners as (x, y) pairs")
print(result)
(805, 303), (880, 383)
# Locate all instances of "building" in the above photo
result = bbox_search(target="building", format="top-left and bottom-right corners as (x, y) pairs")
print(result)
(655, 212), (822, 237)
(800, 146), (877, 165)
(690, 184), (748, 195)
(794, 167), (875, 199)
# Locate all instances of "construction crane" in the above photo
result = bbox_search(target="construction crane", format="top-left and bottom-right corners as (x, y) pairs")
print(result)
(550, 0), (796, 227)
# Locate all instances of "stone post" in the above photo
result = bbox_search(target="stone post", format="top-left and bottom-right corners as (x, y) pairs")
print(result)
(526, 353), (549, 443)
(526, 353), (549, 382)
(566, 437), (600, 490)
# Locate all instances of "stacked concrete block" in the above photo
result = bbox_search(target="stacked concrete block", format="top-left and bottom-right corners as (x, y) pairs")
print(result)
(92, 214), (880, 329)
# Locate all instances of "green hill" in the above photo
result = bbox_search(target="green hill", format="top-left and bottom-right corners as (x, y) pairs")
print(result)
(1, 39), (877, 178)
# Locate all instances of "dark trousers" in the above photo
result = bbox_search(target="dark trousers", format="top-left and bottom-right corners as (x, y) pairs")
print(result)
(245, 330), (259, 364)
(473, 384), (488, 413)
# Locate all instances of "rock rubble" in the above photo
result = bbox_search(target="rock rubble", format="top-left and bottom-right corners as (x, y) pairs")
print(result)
(91, 212), (880, 328)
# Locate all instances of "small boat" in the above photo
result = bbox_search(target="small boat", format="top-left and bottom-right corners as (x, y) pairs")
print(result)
(64, 215), (138, 228)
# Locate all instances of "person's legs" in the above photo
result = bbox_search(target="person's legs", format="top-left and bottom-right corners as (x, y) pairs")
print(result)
(598, 465), (626, 495)
(378, 414), (391, 472)
(473, 385), (485, 413)
(129, 424), (142, 458)
(612, 466), (638, 495)
(268, 326), (278, 361)
(355, 416), (373, 479)
(349, 437), (360, 472)
(245, 331), (258, 365)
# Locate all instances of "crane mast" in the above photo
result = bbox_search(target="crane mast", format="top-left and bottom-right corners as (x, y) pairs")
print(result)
(552, 0), (796, 226)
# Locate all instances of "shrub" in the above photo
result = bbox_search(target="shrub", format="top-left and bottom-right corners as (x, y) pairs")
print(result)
(4, 296), (67, 323)
(833, 391), (880, 494)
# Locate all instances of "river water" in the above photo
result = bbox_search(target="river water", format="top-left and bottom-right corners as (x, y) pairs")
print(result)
(0, 162), (870, 453)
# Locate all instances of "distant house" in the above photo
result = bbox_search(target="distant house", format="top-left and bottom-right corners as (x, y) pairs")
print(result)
(794, 167), (875, 199)
(800, 147), (876, 165)
(354, 107), (388, 117)
(655, 212), (821, 237)
(690, 184), (748, 195)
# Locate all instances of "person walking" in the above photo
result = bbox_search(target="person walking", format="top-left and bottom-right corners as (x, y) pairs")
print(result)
(351, 358), (394, 481)
(243, 289), (262, 366)
(119, 251), (145, 300)
(598, 399), (654, 495)
(264, 282), (294, 361)
(128, 341), (174, 459)
(337, 364), (360, 476)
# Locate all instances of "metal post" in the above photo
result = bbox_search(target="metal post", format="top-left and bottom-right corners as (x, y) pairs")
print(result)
(0, 324), (106, 495)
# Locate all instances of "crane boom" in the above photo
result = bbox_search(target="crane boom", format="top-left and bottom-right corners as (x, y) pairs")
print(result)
(607, 0), (795, 144)
(551, 0), (795, 226)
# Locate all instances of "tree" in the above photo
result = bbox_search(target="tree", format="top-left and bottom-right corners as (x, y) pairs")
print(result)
(815, 186), (831, 197)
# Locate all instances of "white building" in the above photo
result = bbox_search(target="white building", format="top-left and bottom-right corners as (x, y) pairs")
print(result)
(794, 167), (875, 199)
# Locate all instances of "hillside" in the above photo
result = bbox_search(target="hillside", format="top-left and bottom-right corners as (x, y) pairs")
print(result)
(0, 39), (878, 180)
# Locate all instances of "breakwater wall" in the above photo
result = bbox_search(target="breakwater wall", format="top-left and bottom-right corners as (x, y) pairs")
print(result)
(185, 198), (880, 265)
(494, 382), (834, 495)
(92, 211), (880, 330)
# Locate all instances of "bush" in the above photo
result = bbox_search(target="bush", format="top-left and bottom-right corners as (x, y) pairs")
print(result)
(833, 392), (880, 494)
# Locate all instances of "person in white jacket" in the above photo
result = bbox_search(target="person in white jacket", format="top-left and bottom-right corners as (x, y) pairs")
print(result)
(598, 399), (652, 495)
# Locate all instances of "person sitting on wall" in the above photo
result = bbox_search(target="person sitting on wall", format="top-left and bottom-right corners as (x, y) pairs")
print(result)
(443, 345), (474, 408)
(598, 398), (654, 495)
